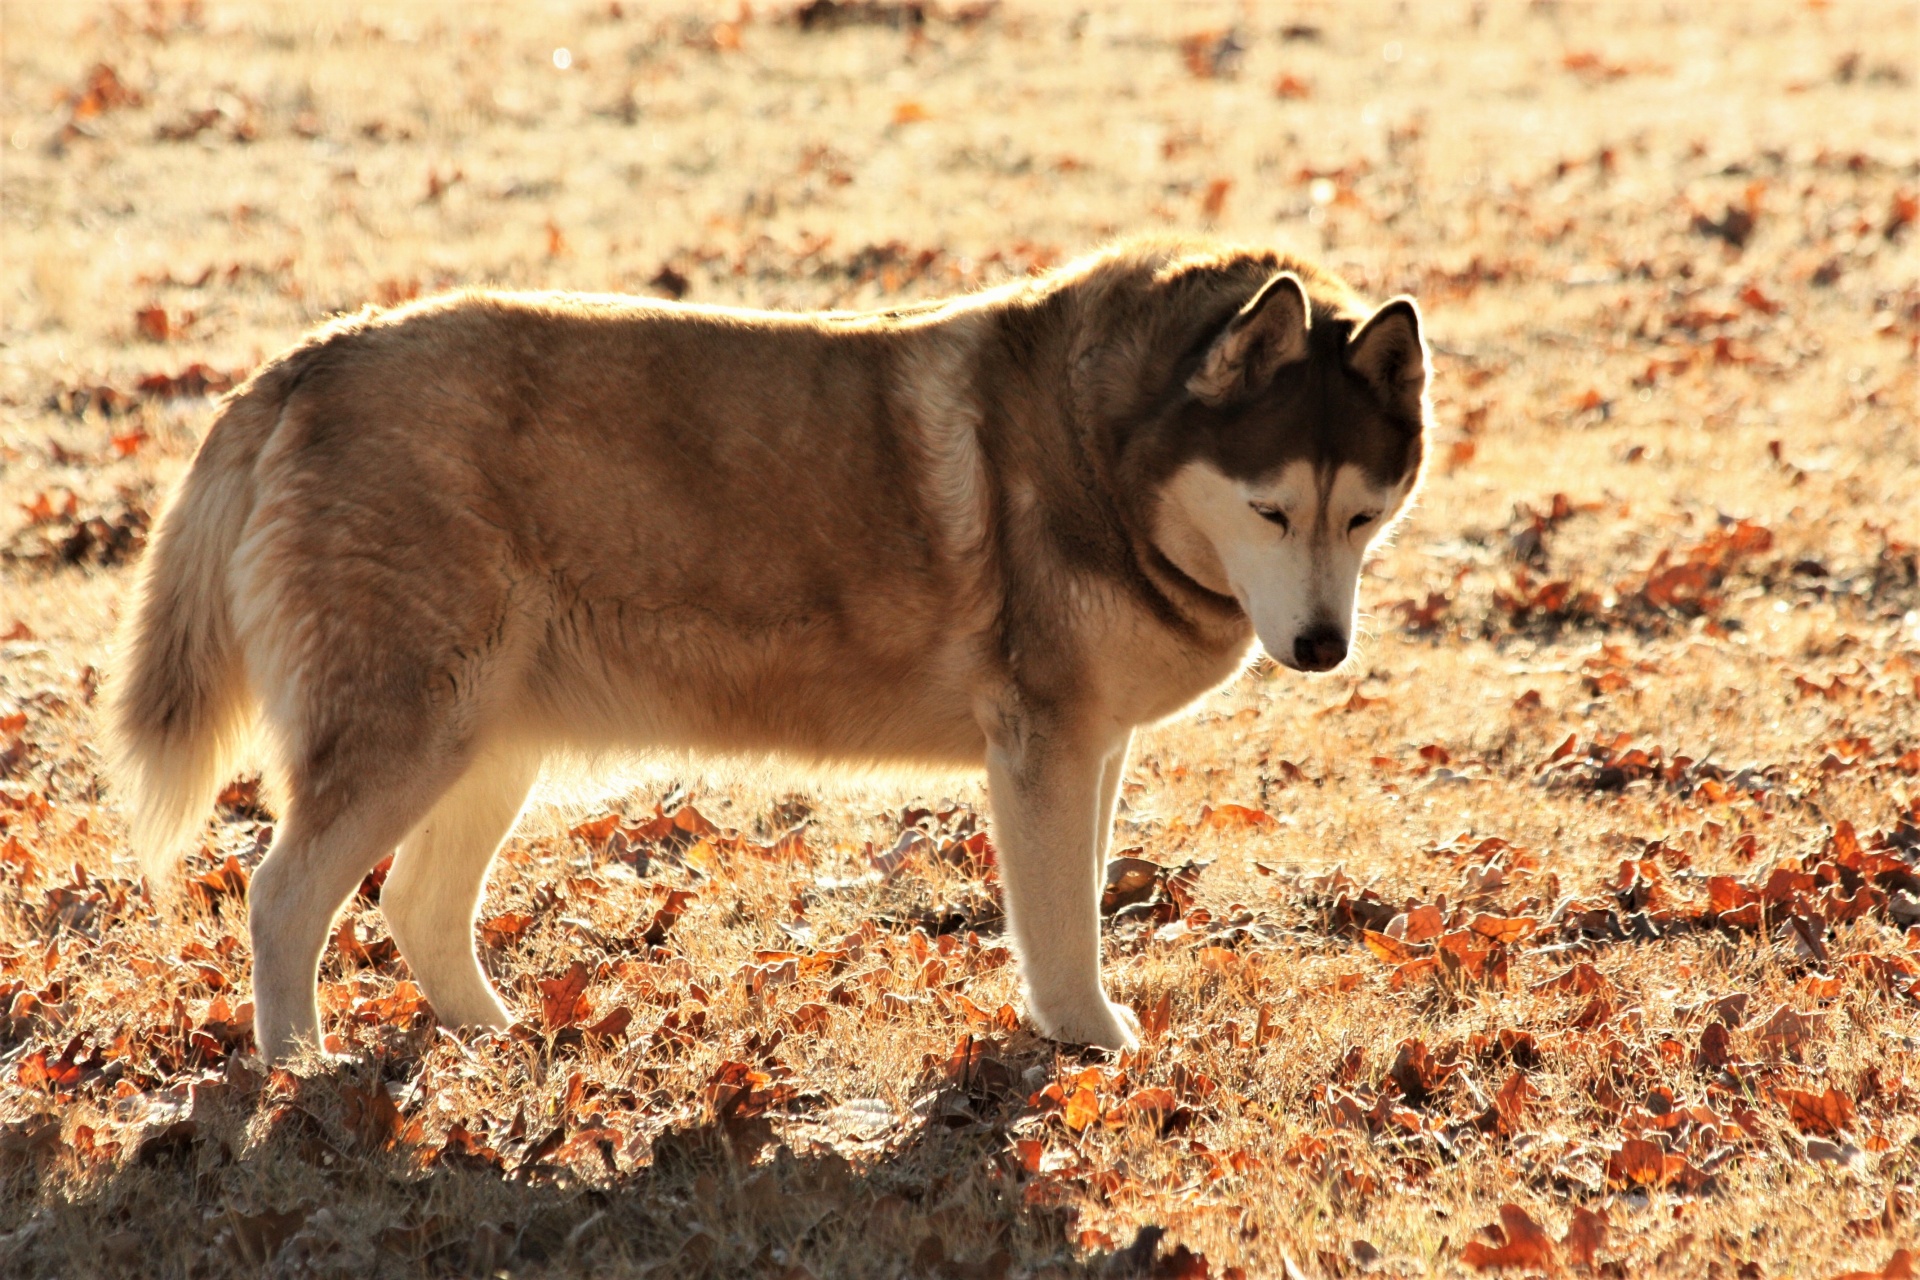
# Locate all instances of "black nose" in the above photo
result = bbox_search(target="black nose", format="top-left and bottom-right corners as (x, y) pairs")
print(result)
(1293, 626), (1347, 672)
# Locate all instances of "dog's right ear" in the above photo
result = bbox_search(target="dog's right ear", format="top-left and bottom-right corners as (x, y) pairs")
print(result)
(1187, 272), (1311, 406)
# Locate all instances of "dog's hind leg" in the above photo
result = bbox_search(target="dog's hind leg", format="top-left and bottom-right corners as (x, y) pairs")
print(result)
(380, 749), (537, 1030)
(250, 765), (459, 1062)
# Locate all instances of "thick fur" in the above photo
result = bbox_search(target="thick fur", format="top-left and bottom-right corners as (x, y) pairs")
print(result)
(106, 237), (1429, 1061)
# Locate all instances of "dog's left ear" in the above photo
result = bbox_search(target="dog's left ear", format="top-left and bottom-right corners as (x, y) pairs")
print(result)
(1188, 272), (1311, 406)
(1346, 297), (1428, 420)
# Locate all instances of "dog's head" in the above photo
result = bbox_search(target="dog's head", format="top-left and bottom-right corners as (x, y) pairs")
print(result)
(1147, 271), (1428, 672)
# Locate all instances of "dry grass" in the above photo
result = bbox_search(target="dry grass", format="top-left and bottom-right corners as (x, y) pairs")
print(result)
(3, 1), (1919, 1276)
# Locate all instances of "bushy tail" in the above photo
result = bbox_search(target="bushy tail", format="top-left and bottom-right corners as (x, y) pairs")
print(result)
(105, 363), (295, 885)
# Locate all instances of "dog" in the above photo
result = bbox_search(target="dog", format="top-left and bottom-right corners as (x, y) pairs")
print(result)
(106, 237), (1429, 1063)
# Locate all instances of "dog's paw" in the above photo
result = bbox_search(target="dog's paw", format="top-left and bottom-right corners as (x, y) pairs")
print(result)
(1029, 995), (1140, 1051)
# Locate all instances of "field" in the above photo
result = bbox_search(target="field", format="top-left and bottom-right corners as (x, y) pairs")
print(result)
(2, 1), (1918, 1276)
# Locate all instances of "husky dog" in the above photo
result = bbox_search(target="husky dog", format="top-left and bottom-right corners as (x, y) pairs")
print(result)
(107, 238), (1428, 1062)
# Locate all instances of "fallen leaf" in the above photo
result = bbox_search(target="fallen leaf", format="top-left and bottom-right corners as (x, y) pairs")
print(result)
(341, 1083), (403, 1151)
(1460, 1203), (1557, 1271)
(537, 961), (592, 1031)
(1782, 1086), (1856, 1138)
(1563, 1205), (1609, 1268)
(1605, 1137), (1668, 1189)
(1827, 1250), (1915, 1280)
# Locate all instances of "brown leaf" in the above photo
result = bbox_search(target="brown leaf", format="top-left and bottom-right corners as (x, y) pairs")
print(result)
(537, 961), (592, 1031)
(1749, 1004), (1823, 1055)
(1102, 855), (1165, 914)
(353, 980), (430, 1027)
(569, 813), (621, 846)
(479, 911), (532, 947)
(582, 1005), (633, 1039)
(134, 305), (173, 341)
(1530, 962), (1611, 997)
(1318, 688), (1387, 716)
(1394, 903), (1446, 943)
(1460, 1203), (1557, 1271)
(1563, 1205), (1608, 1268)
(1782, 1086), (1856, 1137)
(784, 1002), (832, 1036)
(1604, 1137), (1668, 1189)
(225, 1208), (309, 1267)
(188, 855), (250, 911)
(642, 888), (698, 947)
(1697, 1020), (1736, 1069)
(1491, 1069), (1539, 1134)
(1389, 956), (1442, 988)
(1388, 1038), (1460, 1106)
(1139, 991), (1173, 1041)
(341, 1083), (403, 1151)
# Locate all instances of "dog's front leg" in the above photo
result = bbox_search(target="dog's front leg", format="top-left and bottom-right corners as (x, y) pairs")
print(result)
(988, 721), (1140, 1051)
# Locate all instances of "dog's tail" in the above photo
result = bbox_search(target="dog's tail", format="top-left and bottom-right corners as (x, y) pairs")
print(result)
(104, 356), (306, 887)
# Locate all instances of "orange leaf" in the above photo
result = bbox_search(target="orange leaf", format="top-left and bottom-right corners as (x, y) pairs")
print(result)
(1198, 946), (1243, 974)
(479, 911), (532, 947)
(1605, 1137), (1668, 1189)
(1318, 688), (1386, 716)
(1389, 956), (1442, 988)
(1492, 1069), (1539, 1134)
(569, 813), (621, 846)
(135, 305), (172, 341)
(1139, 990), (1173, 1040)
(1530, 962), (1611, 996)
(1469, 913), (1536, 945)
(1828, 1250), (1915, 1280)
(1460, 1204), (1557, 1271)
(1363, 929), (1427, 964)
(1399, 903), (1446, 943)
(1200, 177), (1233, 219)
(1063, 1085), (1100, 1132)
(1782, 1086), (1856, 1137)
(1200, 802), (1277, 832)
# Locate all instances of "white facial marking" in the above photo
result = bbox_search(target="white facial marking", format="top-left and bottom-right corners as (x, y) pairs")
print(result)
(1154, 459), (1411, 671)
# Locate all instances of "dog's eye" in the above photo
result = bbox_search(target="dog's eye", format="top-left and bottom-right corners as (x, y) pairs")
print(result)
(1252, 505), (1290, 531)
(1349, 512), (1378, 533)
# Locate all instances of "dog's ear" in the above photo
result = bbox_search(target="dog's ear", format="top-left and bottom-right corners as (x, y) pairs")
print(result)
(1346, 297), (1427, 420)
(1187, 272), (1311, 405)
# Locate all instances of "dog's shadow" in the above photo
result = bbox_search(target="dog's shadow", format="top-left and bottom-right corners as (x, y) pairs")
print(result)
(23, 1038), (1176, 1280)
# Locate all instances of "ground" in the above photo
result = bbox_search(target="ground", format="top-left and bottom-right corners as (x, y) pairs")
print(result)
(1, 1), (1918, 1277)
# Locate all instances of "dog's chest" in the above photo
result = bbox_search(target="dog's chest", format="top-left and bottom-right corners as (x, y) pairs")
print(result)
(1080, 594), (1254, 726)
